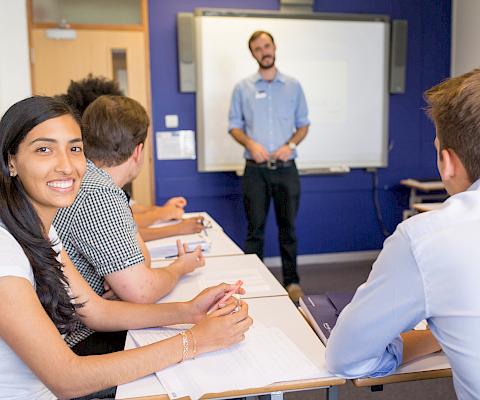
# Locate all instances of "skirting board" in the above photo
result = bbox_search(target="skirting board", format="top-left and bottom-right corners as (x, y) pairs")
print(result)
(264, 250), (380, 268)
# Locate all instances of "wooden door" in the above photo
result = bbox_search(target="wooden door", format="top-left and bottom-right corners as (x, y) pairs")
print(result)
(30, 28), (154, 205)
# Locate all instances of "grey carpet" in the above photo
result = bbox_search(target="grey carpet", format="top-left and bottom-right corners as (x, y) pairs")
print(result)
(268, 262), (457, 400)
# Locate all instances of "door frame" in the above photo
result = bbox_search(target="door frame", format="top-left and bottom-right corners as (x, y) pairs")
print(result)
(27, 0), (155, 205)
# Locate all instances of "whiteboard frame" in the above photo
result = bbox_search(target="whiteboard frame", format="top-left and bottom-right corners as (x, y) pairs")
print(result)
(195, 8), (390, 173)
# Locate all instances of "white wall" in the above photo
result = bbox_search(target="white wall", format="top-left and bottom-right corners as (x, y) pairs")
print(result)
(451, 0), (480, 77)
(0, 0), (31, 116)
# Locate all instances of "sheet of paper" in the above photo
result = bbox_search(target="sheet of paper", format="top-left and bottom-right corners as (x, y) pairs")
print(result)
(198, 268), (271, 294)
(130, 324), (322, 400)
(156, 269), (272, 303)
(156, 130), (196, 160)
(149, 219), (182, 229)
(146, 234), (211, 259)
(153, 254), (285, 303)
(414, 320), (428, 330)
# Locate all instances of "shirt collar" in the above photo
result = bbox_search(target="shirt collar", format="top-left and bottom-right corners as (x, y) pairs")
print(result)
(251, 70), (285, 84)
(87, 159), (114, 183)
(468, 178), (480, 191)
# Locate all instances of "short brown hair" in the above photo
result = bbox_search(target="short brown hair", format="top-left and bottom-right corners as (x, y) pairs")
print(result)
(425, 69), (480, 182)
(248, 30), (275, 52)
(82, 95), (149, 167)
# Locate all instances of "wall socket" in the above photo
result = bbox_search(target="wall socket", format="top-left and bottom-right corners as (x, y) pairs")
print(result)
(165, 114), (179, 128)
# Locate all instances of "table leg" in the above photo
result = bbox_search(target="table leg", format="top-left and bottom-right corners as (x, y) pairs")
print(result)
(403, 188), (418, 220)
(371, 384), (384, 392)
(409, 188), (417, 209)
(326, 386), (339, 400)
(255, 392), (283, 400)
(269, 391), (283, 400)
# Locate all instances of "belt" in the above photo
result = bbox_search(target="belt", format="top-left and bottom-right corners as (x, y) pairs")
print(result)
(246, 159), (295, 170)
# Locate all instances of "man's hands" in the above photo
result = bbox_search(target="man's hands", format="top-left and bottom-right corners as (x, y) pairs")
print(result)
(174, 240), (205, 276)
(158, 197), (187, 221)
(247, 139), (293, 163)
(176, 216), (204, 235)
(102, 240), (204, 301)
(165, 196), (187, 209)
(246, 140), (270, 163)
(271, 144), (292, 161)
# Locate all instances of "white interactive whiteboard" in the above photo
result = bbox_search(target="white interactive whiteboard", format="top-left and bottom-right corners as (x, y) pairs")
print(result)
(195, 10), (390, 173)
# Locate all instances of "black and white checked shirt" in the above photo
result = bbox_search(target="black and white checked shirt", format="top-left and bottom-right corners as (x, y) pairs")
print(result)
(54, 160), (144, 347)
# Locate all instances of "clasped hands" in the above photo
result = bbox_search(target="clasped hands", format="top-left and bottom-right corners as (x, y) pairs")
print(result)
(247, 140), (291, 163)
(187, 283), (253, 354)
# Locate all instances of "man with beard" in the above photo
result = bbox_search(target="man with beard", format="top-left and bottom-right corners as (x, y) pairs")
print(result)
(228, 31), (310, 303)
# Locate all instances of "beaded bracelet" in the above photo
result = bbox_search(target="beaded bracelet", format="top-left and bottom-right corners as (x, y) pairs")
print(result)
(179, 330), (189, 362)
(187, 329), (196, 359)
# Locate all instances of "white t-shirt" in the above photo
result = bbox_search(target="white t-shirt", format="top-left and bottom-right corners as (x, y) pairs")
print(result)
(0, 224), (58, 400)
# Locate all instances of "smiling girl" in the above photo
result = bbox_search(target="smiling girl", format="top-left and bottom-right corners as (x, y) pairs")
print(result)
(0, 96), (252, 399)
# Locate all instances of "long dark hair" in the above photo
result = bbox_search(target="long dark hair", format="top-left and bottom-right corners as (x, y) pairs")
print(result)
(0, 96), (81, 333)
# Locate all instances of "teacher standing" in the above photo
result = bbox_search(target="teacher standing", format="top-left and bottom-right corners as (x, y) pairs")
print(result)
(228, 31), (310, 303)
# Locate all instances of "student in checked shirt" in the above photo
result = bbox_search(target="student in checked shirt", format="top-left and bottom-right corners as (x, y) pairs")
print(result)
(53, 95), (205, 354)
(58, 73), (205, 241)
(326, 69), (480, 400)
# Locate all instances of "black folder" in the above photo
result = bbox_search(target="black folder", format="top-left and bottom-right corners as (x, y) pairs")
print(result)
(300, 292), (354, 344)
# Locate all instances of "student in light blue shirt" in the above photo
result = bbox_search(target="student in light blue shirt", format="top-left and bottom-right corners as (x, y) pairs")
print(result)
(228, 31), (310, 303)
(326, 69), (480, 400)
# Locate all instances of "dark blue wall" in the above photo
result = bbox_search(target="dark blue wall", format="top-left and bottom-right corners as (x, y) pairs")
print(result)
(147, 0), (451, 256)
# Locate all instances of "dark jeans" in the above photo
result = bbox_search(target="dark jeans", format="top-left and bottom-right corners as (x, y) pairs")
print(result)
(70, 331), (128, 400)
(242, 162), (300, 286)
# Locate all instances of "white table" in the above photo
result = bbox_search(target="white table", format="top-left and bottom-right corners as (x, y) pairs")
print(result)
(116, 296), (345, 400)
(353, 353), (450, 389)
(412, 202), (444, 213)
(184, 212), (223, 231)
(152, 254), (287, 303)
(400, 179), (448, 219)
(200, 229), (243, 257)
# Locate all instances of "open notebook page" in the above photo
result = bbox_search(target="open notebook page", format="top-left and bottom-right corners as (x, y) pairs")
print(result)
(130, 323), (323, 400)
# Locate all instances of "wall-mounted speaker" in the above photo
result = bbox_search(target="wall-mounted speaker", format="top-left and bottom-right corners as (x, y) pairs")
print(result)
(390, 20), (408, 94)
(177, 13), (196, 92)
(279, 0), (314, 13)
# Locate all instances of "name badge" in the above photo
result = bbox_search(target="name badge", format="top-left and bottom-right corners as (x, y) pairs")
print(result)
(255, 90), (267, 99)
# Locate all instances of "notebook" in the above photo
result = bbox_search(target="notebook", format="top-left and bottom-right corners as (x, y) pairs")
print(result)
(301, 291), (428, 344)
(299, 292), (354, 344)
(146, 233), (211, 259)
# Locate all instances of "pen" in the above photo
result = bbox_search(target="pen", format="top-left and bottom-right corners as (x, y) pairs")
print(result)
(198, 218), (211, 236)
(164, 246), (204, 259)
(207, 280), (243, 315)
(164, 251), (195, 259)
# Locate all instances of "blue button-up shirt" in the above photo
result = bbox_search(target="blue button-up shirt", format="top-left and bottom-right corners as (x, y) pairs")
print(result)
(228, 70), (310, 159)
(326, 179), (480, 400)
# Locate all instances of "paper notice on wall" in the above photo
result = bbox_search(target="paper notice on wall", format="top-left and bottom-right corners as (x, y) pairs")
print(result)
(156, 130), (196, 160)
